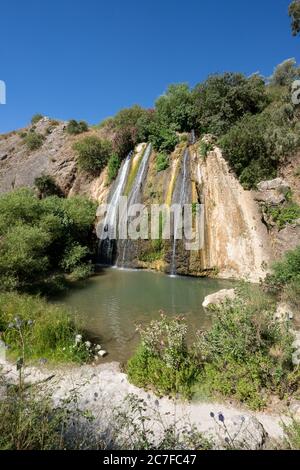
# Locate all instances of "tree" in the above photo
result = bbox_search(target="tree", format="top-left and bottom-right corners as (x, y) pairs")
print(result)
(192, 73), (268, 136)
(269, 58), (300, 87)
(289, 0), (300, 36)
(66, 119), (88, 135)
(155, 83), (195, 132)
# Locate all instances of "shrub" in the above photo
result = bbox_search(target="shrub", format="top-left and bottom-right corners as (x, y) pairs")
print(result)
(155, 83), (195, 132)
(199, 141), (213, 158)
(73, 136), (112, 174)
(66, 119), (88, 135)
(266, 203), (300, 228)
(127, 314), (199, 398)
(266, 246), (300, 288)
(31, 114), (43, 125)
(283, 418), (300, 449)
(107, 153), (121, 183)
(24, 131), (44, 151)
(149, 124), (179, 153)
(192, 73), (268, 136)
(155, 152), (169, 172)
(0, 189), (96, 291)
(34, 175), (62, 198)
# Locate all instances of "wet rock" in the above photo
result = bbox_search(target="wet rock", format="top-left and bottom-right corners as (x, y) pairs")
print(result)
(98, 350), (107, 358)
(202, 288), (236, 308)
(212, 415), (267, 450)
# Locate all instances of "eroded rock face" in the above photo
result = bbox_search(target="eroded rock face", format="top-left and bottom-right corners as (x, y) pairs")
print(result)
(196, 148), (272, 281)
(202, 289), (236, 308)
(274, 302), (294, 322)
(212, 415), (267, 450)
(257, 178), (290, 193)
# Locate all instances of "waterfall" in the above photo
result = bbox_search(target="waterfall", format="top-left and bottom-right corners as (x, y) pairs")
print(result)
(170, 148), (190, 276)
(117, 143), (152, 267)
(98, 152), (132, 264)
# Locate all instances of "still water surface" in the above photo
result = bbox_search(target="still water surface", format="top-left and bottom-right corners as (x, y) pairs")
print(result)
(54, 268), (235, 362)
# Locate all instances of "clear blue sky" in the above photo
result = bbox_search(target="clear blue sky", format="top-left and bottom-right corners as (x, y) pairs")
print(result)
(0, 0), (298, 133)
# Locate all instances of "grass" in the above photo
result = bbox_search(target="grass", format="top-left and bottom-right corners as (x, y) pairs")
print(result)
(0, 292), (90, 364)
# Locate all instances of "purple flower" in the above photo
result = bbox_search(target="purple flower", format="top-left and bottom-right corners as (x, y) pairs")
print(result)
(218, 412), (225, 423)
(210, 412), (215, 418)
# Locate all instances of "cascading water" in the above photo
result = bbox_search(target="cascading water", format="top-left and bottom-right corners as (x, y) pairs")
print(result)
(170, 148), (191, 276)
(117, 143), (152, 267)
(98, 152), (132, 264)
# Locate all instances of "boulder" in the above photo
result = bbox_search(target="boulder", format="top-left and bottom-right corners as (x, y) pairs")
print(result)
(255, 190), (286, 206)
(274, 302), (294, 322)
(202, 289), (236, 308)
(257, 178), (290, 194)
(212, 415), (267, 450)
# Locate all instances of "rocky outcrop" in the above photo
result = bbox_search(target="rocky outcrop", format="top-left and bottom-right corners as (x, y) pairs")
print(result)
(195, 147), (272, 281)
(202, 289), (236, 308)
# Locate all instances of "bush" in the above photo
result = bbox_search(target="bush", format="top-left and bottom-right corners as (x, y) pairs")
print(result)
(192, 73), (268, 136)
(66, 119), (88, 135)
(155, 83), (195, 132)
(0, 189), (96, 291)
(73, 136), (112, 174)
(149, 124), (179, 153)
(107, 153), (121, 183)
(266, 203), (300, 228)
(266, 246), (300, 288)
(199, 141), (213, 158)
(34, 175), (62, 198)
(127, 314), (199, 398)
(24, 131), (44, 151)
(31, 114), (43, 125)
(155, 152), (169, 172)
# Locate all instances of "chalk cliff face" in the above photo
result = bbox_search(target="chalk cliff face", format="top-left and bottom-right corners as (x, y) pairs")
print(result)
(192, 146), (272, 282)
(0, 121), (296, 281)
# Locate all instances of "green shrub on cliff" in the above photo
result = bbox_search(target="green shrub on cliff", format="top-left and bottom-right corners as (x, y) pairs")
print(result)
(24, 130), (45, 151)
(107, 153), (121, 183)
(73, 136), (112, 174)
(66, 119), (88, 135)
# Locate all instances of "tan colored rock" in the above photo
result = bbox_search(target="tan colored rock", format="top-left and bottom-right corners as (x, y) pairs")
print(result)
(274, 302), (294, 322)
(202, 288), (236, 308)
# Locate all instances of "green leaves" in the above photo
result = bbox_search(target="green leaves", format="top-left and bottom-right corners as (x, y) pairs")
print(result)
(73, 136), (112, 174)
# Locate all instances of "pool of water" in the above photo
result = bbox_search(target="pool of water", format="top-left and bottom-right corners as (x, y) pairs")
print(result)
(53, 268), (235, 363)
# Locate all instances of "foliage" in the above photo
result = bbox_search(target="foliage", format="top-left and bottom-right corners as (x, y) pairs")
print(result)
(192, 73), (268, 136)
(265, 246), (300, 289)
(73, 136), (112, 174)
(31, 114), (43, 125)
(0, 189), (96, 291)
(24, 130), (45, 151)
(155, 83), (195, 132)
(199, 141), (213, 158)
(107, 153), (121, 183)
(127, 314), (199, 398)
(149, 124), (178, 153)
(283, 418), (300, 449)
(0, 292), (91, 363)
(66, 119), (88, 135)
(269, 58), (300, 86)
(193, 294), (296, 409)
(289, 1), (300, 36)
(34, 175), (62, 198)
(266, 202), (300, 228)
(155, 152), (169, 172)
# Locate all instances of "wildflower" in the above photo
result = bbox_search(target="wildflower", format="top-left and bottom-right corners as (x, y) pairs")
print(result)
(75, 334), (82, 344)
(95, 344), (102, 351)
(210, 412), (215, 418)
(218, 412), (225, 423)
(85, 341), (91, 349)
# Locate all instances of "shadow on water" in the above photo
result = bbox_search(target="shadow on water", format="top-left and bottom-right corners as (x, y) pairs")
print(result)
(51, 268), (236, 363)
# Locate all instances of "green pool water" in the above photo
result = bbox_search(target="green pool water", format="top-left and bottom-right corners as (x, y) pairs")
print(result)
(53, 268), (235, 363)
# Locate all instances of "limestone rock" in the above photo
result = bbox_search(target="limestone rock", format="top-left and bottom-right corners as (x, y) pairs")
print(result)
(255, 190), (286, 206)
(274, 302), (294, 322)
(257, 178), (290, 193)
(202, 288), (236, 308)
(212, 415), (267, 450)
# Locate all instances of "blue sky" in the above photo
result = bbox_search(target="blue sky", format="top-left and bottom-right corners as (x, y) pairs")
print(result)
(0, 0), (298, 133)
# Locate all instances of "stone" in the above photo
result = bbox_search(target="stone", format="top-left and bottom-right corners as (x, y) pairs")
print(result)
(202, 288), (236, 308)
(274, 302), (294, 322)
(255, 190), (286, 206)
(257, 178), (290, 193)
(98, 350), (107, 357)
(212, 415), (267, 450)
